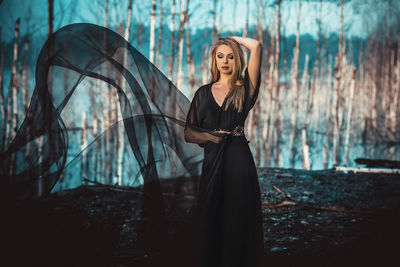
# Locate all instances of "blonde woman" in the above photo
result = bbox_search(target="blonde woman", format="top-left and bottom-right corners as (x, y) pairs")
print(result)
(184, 36), (264, 267)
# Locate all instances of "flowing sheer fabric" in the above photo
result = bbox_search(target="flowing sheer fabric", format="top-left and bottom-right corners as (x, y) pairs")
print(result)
(0, 23), (217, 265)
(1, 23), (264, 266)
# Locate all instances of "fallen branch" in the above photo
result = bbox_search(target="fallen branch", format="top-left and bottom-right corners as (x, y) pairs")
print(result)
(333, 166), (400, 174)
(262, 185), (376, 214)
(82, 177), (141, 193)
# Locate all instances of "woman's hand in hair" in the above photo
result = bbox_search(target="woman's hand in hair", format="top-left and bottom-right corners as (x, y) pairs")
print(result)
(229, 36), (262, 96)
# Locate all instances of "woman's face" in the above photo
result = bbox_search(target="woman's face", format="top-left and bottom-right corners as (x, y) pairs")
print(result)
(215, 44), (235, 75)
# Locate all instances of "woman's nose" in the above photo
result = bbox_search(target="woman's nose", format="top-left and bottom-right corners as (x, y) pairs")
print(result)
(224, 57), (228, 63)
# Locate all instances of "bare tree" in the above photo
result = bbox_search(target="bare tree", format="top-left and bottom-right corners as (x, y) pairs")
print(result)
(217, 0), (223, 39)
(156, 0), (164, 68)
(185, 0), (195, 98)
(343, 68), (356, 165)
(332, 0), (344, 166)
(105, 0), (109, 28)
(232, 0), (238, 35)
(20, 40), (30, 115)
(262, 7), (276, 166)
(81, 112), (88, 179)
(48, 0), (54, 37)
(124, 0), (133, 41)
(243, 0), (249, 65)
(6, 18), (20, 145)
(168, 0), (176, 80)
(272, 0), (282, 166)
(149, 0), (157, 63)
(176, 0), (186, 90)
(0, 27), (5, 150)
(289, 0), (301, 167)
(212, 0), (217, 44)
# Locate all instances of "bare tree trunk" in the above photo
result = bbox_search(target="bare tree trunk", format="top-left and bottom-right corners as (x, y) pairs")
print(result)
(307, 0), (321, 152)
(212, 0), (217, 44)
(124, 0), (133, 41)
(232, 0), (237, 36)
(389, 35), (400, 135)
(48, 0), (54, 37)
(262, 8), (276, 166)
(105, 0), (109, 28)
(344, 68), (356, 166)
(289, 0), (301, 167)
(252, 0), (265, 167)
(168, 0), (176, 80)
(149, 0), (157, 63)
(21, 40), (30, 115)
(176, 0), (186, 90)
(273, 0), (281, 166)
(332, 0), (344, 166)
(201, 45), (208, 85)
(0, 27), (5, 151)
(81, 112), (88, 180)
(156, 0), (164, 68)
(115, 0), (135, 185)
(217, 0), (223, 39)
(18, 39), (30, 162)
(6, 18), (20, 146)
(300, 54), (310, 169)
(185, 0), (195, 99)
(243, 0), (249, 65)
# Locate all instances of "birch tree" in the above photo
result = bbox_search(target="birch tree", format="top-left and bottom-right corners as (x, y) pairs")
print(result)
(149, 0), (157, 63)
(185, 0), (195, 99)
(176, 0), (186, 90)
(332, 0), (344, 166)
(0, 27), (5, 150)
(6, 18), (20, 148)
(156, 0), (164, 69)
(168, 0), (176, 80)
(289, 0), (301, 167)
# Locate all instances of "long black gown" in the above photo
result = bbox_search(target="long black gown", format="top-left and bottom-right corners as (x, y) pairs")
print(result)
(185, 68), (264, 267)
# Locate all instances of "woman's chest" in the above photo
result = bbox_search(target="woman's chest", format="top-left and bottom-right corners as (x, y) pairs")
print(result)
(197, 89), (247, 130)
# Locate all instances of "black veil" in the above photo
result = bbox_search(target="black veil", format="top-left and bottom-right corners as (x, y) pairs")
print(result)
(0, 23), (209, 265)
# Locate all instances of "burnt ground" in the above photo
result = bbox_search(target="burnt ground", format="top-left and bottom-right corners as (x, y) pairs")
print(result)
(3, 168), (400, 267)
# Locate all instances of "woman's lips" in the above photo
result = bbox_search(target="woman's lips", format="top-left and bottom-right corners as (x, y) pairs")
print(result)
(221, 66), (229, 69)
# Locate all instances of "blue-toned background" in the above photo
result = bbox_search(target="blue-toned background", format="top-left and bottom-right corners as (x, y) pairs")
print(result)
(0, 0), (399, 191)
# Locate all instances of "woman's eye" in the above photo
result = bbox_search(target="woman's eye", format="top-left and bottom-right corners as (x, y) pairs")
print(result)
(228, 55), (234, 59)
(217, 55), (223, 58)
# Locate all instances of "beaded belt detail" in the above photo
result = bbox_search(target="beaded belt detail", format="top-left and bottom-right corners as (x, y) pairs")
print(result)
(213, 125), (245, 136)
(231, 125), (245, 136)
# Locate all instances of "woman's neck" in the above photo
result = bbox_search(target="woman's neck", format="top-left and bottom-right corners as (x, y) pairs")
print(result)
(216, 73), (232, 86)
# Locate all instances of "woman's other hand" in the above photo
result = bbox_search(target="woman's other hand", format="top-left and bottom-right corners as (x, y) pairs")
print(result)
(208, 130), (231, 143)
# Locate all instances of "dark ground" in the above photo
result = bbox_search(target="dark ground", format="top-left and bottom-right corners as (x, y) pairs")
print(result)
(3, 168), (400, 267)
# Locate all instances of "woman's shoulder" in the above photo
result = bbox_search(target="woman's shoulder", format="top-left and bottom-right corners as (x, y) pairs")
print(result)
(193, 83), (212, 98)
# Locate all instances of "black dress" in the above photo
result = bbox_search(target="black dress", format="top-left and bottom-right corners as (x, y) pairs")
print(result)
(185, 68), (264, 267)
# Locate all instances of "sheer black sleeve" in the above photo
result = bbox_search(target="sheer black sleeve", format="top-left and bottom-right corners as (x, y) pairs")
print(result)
(185, 89), (202, 131)
(244, 67), (261, 112)
(185, 87), (211, 147)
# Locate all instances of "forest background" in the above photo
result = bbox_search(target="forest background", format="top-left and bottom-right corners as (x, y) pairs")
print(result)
(0, 0), (399, 191)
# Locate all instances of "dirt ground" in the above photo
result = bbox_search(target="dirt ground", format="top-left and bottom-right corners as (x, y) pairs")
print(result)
(3, 168), (400, 266)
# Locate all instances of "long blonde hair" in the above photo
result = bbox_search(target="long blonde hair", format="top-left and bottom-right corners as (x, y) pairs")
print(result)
(209, 38), (245, 112)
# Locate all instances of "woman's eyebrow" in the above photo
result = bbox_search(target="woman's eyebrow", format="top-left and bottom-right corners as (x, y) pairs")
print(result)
(217, 52), (234, 55)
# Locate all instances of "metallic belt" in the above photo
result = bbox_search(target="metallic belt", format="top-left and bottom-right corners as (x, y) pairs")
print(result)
(213, 125), (245, 136)
(231, 125), (245, 136)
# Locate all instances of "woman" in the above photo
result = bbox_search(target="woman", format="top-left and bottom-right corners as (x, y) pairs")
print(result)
(184, 37), (264, 267)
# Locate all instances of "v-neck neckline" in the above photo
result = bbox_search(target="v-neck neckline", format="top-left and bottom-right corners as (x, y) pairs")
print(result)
(210, 82), (229, 108)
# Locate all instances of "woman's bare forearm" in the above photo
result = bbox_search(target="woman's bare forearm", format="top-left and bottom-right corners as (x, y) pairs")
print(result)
(184, 127), (211, 144)
(230, 36), (262, 52)
(230, 36), (262, 92)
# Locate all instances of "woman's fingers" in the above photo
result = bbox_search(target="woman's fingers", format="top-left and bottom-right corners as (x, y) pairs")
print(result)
(215, 130), (231, 134)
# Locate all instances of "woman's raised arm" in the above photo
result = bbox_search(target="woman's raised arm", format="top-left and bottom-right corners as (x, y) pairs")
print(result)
(230, 36), (263, 96)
